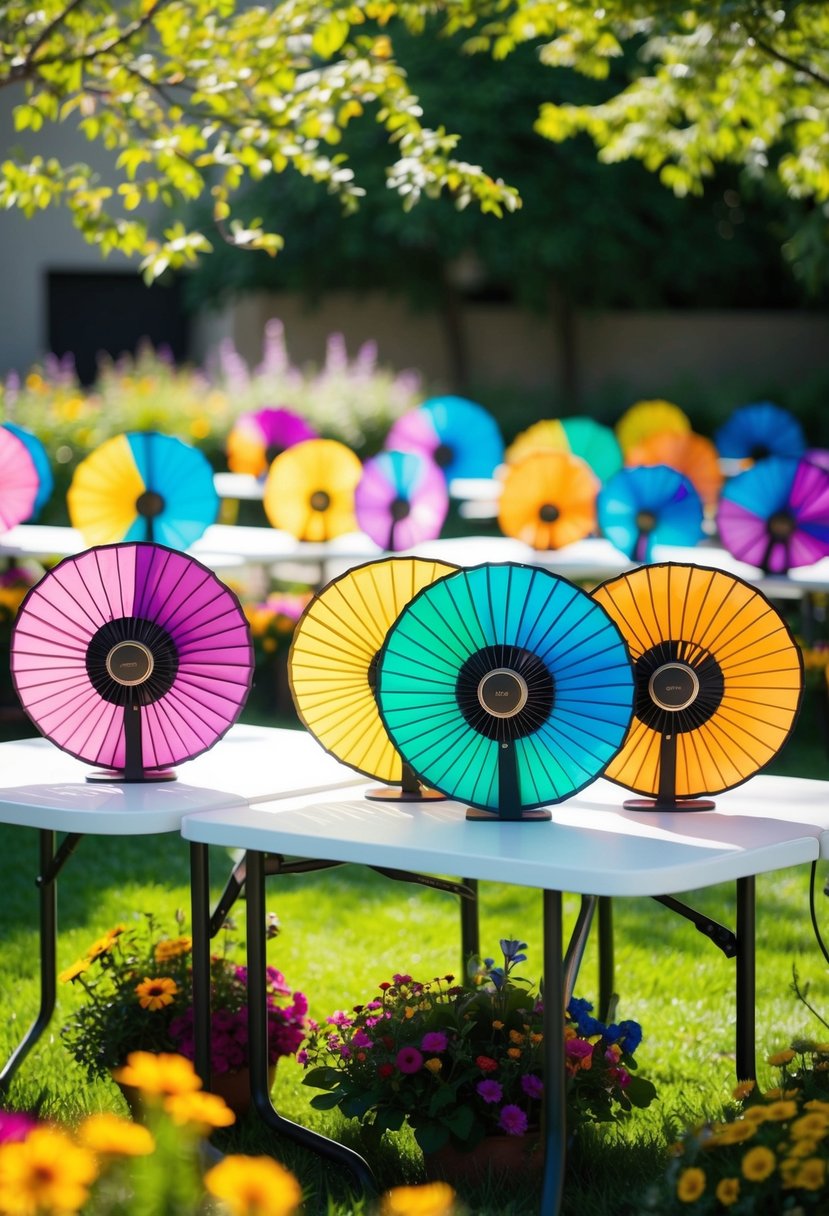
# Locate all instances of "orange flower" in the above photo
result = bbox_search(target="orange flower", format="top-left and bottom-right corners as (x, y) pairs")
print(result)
(77, 1113), (154, 1156)
(164, 1090), (236, 1131)
(135, 976), (178, 1010)
(112, 1051), (202, 1096)
(381, 1181), (457, 1216)
(204, 1154), (302, 1216)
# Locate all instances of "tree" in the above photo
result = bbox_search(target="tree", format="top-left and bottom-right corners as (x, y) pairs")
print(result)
(0, 0), (518, 279)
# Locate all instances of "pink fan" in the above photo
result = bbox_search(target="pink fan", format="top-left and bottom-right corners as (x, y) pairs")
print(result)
(355, 450), (449, 550)
(11, 543), (254, 781)
(0, 427), (39, 531)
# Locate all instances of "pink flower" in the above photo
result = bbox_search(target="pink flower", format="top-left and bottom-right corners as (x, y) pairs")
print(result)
(499, 1104), (529, 1136)
(609, 1065), (631, 1089)
(393, 974), (413, 986)
(421, 1031), (448, 1053)
(396, 1046), (423, 1074)
(352, 1029), (374, 1050)
(566, 1039), (594, 1060)
(326, 1010), (353, 1028)
(521, 1074), (543, 1099)
(476, 1079), (503, 1104)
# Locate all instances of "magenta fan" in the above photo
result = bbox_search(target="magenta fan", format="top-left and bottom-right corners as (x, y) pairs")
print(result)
(11, 543), (254, 781)
(355, 450), (449, 550)
(716, 456), (829, 574)
(0, 426), (39, 532)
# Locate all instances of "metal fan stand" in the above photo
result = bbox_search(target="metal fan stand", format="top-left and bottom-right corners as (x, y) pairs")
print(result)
(86, 635), (176, 783)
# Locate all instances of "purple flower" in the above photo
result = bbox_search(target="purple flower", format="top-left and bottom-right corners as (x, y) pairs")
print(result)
(566, 1039), (594, 1061)
(296, 1049), (308, 1066)
(421, 1031), (448, 1054)
(392, 974), (413, 986)
(499, 1105), (529, 1136)
(352, 1029), (374, 1050)
(476, 1079), (503, 1104)
(0, 1112), (36, 1143)
(326, 1010), (353, 1028)
(396, 1046), (423, 1074)
(521, 1074), (544, 1099)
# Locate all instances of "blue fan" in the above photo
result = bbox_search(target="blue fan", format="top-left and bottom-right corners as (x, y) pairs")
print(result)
(385, 396), (504, 481)
(376, 562), (635, 821)
(714, 402), (806, 464)
(2, 423), (53, 519)
(598, 466), (704, 562)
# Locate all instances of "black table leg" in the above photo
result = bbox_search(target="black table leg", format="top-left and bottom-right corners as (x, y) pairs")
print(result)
(541, 888), (566, 1216)
(735, 876), (756, 1081)
(0, 829), (58, 1089)
(460, 877), (479, 969)
(597, 896), (614, 1021)
(190, 841), (212, 1088)
(245, 850), (377, 1194)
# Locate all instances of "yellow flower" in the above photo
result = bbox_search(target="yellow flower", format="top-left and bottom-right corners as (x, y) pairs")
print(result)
(135, 976), (178, 1010)
(741, 1145), (776, 1182)
(715, 1177), (740, 1207)
(190, 418), (211, 440)
(790, 1112), (829, 1140)
(676, 1166), (706, 1202)
(795, 1157), (826, 1190)
(77, 1113), (155, 1156)
(805, 1099), (829, 1114)
(741, 1107), (769, 1126)
(112, 1051), (202, 1096)
(204, 1154), (303, 1216)
(164, 1090), (236, 1130)
(786, 1138), (818, 1158)
(732, 1079), (756, 1100)
(764, 1100), (798, 1121)
(767, 1048), (796, 1066)
(381, 1181), (457, 1216)
(59, 958), (91, 984)
(716, 1121), (756, 1144)
(425, 1058), (442, 1074)
(0, 1126), (98, 1214)
(153, 936), (192, 962)
(86, 934), (117, 960)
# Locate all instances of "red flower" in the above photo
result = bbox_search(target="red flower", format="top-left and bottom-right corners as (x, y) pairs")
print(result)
(476, 1055), (498, 1073)
(378, 1063), (395, 1079)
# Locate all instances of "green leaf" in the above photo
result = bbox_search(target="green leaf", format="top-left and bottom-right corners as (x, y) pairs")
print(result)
(413, 1121), (449, 1155)
(312, 17), (350, 59)
(309, 1092), (344, 1111)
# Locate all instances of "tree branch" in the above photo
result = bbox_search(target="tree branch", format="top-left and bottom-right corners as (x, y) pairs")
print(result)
(743, 17), (829, 91)
(24, 0), (87, 66)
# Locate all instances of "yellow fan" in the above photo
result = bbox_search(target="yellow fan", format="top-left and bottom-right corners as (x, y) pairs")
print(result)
(625, 430), (724, 510)
(263, 438), (362, 541)
(592, 563), (803, 809)
(498, 450), (599, 549)
(615, 400), (691, 457)
(288, 556), (457, 794)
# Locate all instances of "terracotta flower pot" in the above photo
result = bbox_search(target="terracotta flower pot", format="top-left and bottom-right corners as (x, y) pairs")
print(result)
(423, 1132), (544, 1185)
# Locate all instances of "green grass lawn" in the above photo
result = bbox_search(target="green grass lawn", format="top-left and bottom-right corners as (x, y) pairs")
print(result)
(0, 692), (826, 1215)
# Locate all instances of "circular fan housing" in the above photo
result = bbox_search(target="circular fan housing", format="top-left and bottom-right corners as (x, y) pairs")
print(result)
(11, 542), (254, 780)
(0, 428), (39, 532)
(591, 562), (803, 807)
(263, 438), (362, 541)
(625, 431), (723, 509)
(716, 455), (829, 574)
(506, 417), (622, 484)
(227, 407), (318, 478)
(3, 423), (53, 519)
(377, 562), (635, 819)
(715, 401), (805, 466)
(598, 465), (704, 561)
(615, 400), (691, 456)
(67, 431), (219, 548)
(385, 396), (504, 481)
(289, 556), (458, 787)
(498, 450), (599, 550)
(355, 450), (449, 551)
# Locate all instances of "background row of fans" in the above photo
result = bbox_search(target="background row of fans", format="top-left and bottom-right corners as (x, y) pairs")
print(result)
(1, 393), (827, 577)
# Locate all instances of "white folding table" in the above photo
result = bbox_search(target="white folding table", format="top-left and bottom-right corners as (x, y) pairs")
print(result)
(181, 772), (829, 1214)
(0, 725), (364, 1086)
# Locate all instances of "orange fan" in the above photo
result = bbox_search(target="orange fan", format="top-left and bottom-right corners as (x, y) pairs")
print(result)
(625, 431), (724, 509)
(615, 400), (690, 457)
(263, 438), (362, 541)
(498, 451), (599, 549)
(592, 563), (803, 810)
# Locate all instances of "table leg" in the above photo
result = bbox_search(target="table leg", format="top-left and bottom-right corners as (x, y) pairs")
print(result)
(460, 877), (479, 968)
(541, 888), (566, 1216)
(597, 897), (614, 1021)
(190, 841), (212, 1088)
(735, 876), (756, 1082)
(245, 850), (377, 1194)
(0, 830), (57, 1088)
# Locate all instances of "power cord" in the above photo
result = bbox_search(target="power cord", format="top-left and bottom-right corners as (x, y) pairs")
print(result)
(810, 860), (829, 967)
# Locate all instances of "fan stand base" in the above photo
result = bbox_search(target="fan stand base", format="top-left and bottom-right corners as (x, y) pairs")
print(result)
(85, 768), (177, 784)
(623, 797), (715, 813)
(465, 806), (553, 822)
(364, 786), (447, 802)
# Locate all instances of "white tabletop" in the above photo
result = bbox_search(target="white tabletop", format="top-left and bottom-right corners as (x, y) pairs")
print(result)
(0, 725), (363, 834)
(181, 773), (828, 897)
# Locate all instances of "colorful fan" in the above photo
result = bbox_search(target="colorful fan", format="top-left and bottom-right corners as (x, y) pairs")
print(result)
(0, 427), (39, 532)
(354, 450), (449, 551)
(625, 430), (723, 510)
(592, 563), (803, 810)
(226, 407), (318, 478)
(505, 417), (623, 483)
(716, 456), (829, 574)
(263, 438), (362, 542)
(385, 395), (504, 481)
(288, 556), (458, 796)
(597, 465), (704, 562)
(67, 432), (219, 549)
(376, 562), (635, 821)
(714, 401), (806, 466)
(615, 400), (691, 456)
(498, 451), (599, 550)
(3, 423), (53, 519)
(10, 542), (254, 781)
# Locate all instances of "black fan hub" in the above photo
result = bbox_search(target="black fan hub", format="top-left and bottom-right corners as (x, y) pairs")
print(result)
(136, 490), (164, 518)
(456, 645), (554, 740)
(749, 442), (770, 462)
(635, 509), (658, 534)
(390, 497), (411, 522)
(539, 503), (559, 523)
(310, 489), (330, 512)
(265, 443), (285, 466)
(768, 509), (796, 541)
(87, 617), (179, 706)
(634, 641), (723, 733)
(434, 442), (454, 469)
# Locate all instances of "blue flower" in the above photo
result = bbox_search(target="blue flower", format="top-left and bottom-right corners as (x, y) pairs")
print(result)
(567, 997), (604, 1037)
(500, 939), (528, 964)
(618, 1020), (643, 1054)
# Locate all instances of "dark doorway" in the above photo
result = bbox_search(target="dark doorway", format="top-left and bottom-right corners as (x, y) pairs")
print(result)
(47, 271), (190, 386)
